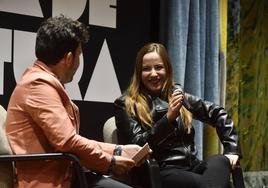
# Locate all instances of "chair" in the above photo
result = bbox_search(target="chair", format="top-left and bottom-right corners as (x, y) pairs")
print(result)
(231, 162), (245, 188)
(103, 116), (118, 144)
(103, 116), (245, 188)
(0, 105), (88, 188)
(103, 116), (161, 188)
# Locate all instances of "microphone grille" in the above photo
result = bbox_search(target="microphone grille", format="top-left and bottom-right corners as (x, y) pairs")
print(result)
(173, 88), (184, 94)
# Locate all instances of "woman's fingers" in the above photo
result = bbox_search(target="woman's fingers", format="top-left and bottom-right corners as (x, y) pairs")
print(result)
(225, 154), (239, 170)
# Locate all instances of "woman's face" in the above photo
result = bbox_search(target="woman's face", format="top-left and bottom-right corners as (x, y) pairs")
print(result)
(141, 51), (167, 95)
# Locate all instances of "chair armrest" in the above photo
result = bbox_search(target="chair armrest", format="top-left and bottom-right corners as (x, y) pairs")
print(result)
(145, 158), (162, 188)
(0, 152), (88, 188)
(129, 157), (162, 188)
(231, 161), (245, 188)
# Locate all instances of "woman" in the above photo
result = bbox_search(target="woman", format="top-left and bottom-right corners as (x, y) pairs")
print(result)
(114, 43), (242, 188)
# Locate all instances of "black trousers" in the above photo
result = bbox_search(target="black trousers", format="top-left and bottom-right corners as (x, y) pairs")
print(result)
(160, 155), (231, 188)
(71, 169), (133, 188)
(78, 172), (133, 188)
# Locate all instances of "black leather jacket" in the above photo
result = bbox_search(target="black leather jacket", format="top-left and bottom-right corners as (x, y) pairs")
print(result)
(114, 85), (242, 164)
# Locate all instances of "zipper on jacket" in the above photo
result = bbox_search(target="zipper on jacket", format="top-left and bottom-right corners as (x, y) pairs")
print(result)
(156, 128), (178, 146)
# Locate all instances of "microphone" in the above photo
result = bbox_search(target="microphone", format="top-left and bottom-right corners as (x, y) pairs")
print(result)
(172, 87), (190, 109)
(173, 87), (184, 95)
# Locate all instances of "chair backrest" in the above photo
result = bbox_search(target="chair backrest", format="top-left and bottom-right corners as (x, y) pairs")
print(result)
(0, 105), (14, 188)
(103, 116), (118, 144)
(0, 105), (12, 155)
(0, 105), (7, 130)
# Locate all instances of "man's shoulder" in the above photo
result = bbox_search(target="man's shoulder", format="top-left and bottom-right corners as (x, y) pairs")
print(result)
(21, 66), (62, 88)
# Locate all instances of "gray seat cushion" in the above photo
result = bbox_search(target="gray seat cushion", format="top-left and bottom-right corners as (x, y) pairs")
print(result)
(0, 105), (13, 188)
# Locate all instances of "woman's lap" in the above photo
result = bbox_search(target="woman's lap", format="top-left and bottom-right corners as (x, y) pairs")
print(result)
(159, 155), (231, 188)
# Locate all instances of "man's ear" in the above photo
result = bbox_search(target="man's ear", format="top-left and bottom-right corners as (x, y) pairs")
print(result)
(65, 52), (74, 67)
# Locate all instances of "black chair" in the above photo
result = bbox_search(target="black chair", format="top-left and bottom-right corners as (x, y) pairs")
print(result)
(103, 116), (245, 188)
(0, 153), (88, 188)
(129, 158), (162, 188)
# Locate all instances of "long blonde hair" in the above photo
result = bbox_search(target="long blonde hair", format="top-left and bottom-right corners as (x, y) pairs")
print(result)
(125, 43), (192, 133)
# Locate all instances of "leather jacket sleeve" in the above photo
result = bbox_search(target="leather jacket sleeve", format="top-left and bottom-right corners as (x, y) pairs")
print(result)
(114, 95), (176, 147)
(183, 91), (242, 157)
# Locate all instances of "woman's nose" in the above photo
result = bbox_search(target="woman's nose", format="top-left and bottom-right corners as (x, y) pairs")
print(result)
(150, 68), (158, 76)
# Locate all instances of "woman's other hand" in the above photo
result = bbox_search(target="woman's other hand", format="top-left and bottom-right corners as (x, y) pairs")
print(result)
(224, 154), (239, 170)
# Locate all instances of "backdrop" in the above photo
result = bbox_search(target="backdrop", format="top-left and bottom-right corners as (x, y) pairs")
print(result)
(0, 0), (158, 141)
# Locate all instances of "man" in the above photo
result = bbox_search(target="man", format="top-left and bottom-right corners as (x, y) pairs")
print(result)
(5, 15), (147, 188)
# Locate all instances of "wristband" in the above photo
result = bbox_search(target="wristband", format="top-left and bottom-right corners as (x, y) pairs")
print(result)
(113, 145), (122, 156)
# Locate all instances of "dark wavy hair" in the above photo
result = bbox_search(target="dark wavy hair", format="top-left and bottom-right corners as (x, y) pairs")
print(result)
(35, 15), (89, 65)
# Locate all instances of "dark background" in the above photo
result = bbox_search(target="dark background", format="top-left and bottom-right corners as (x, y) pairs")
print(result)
(0, 0), (160, 141)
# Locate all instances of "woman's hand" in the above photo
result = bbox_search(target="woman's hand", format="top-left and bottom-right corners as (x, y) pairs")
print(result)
(224, 154), (239, 170)
(167, 91), (184, 123)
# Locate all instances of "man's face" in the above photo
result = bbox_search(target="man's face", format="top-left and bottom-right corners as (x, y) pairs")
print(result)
(65, 45), (82, 83)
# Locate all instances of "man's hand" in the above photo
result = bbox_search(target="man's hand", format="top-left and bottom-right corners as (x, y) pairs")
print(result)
(121, 144), (151, 166)
(112, 155), (135, 176)
(121, 144), (141, 158)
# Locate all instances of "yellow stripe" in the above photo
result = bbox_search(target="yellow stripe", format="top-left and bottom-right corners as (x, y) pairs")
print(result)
(220, 0), (227, 54)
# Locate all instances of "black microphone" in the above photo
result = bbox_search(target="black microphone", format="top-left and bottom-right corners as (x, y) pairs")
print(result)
(173, 87), (184, 95)
(173, 87), (190, 109)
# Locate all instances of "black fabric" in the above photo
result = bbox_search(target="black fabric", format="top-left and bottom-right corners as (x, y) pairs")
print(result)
(159, 155), (231, 188)
(72, 171), (133, 188)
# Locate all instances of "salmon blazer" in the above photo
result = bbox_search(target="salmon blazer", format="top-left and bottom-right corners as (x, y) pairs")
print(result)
(6, 61), (115, 188)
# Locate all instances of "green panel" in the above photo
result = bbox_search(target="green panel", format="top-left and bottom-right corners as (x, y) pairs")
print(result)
(227, 0), (268, 171)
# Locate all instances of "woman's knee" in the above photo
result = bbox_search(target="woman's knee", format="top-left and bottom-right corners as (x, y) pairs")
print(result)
(208, 154), (229, 164)
(161, 169), (201, 188)
(207, 154), (231, 171)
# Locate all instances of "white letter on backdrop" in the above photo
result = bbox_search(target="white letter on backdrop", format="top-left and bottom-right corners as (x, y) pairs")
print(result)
(89, 0), (117, 28)
(0, 0), (43, 17)
(13, 30), (36, 83)
(84, 39), (121, 103)
(52, 0), (87, 20)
